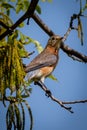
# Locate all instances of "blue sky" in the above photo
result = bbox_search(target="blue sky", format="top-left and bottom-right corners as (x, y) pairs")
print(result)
(0, 0), (87, 130)
(25, 1), (87, 130)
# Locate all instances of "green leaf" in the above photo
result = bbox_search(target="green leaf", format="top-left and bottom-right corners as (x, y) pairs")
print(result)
(36, 5), (41, 14)
(42, 0), (52, 2)
(23, 1), (30, 11)
(1, 2), (15, 10)
(49, 74), (58, 81)
(19, 31), (31, 44)
(0, 12), (13, 25)
(19, 22), (25, 28)
(16, 3), (23, 13)
(9, 30), (18, 40)
(82, 3), (87, 12)
(31, 39), (43, 53)
(48, 0), (52, 2)
(10, 0), (16, 2)
(16, 0), (29, 13)
(18, 48), (29, 58)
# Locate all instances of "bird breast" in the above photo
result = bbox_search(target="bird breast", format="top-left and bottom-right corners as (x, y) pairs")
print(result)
(39, 66), (54, 77)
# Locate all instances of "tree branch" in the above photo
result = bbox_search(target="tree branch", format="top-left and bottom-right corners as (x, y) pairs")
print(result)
(0, 0), (39, 40)
(1, 3), (87, 63)
(34, 81), (87, 113)
(62, 100), (87, 104)
(0, 21), (10, 30)
(32, 13), (87, 63)
(32, 13), (55, 36)
(61, 42), (87, 63)
(0, 82), (87, 113)
(34, 81), (74, 113)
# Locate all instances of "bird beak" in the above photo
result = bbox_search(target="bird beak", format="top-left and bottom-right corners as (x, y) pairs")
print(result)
(59, 37), (63, 40)
(56, 37), (63, 49)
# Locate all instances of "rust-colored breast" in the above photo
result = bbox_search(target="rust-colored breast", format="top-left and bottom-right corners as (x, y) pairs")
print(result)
(46, 45), (58, 55)
(39, 66), (54, 78)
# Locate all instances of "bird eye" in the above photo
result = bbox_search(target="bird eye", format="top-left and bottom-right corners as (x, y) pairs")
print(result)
(48, 36), (56, 46)
(51, 37), (55, 40)
(50, 37), (56, 46)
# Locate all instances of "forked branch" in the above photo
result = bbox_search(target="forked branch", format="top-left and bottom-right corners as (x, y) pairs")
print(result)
(0, 0), (39, 40)
(34, 81), (87, 113)
(34, 81), (73, 113)
(32, 13), (87, 63)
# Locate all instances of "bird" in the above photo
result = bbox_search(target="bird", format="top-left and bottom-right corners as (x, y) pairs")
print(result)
(25, 35), (63, 94)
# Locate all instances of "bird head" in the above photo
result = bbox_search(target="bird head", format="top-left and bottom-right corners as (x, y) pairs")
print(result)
(46, 35), (63, 50)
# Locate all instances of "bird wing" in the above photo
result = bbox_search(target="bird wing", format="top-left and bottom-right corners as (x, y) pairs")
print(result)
(25, 52), (58, 73)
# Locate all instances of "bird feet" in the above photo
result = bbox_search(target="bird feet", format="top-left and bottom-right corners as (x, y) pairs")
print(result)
(34, 81), (52, 97)
(45, 89), (52, 97)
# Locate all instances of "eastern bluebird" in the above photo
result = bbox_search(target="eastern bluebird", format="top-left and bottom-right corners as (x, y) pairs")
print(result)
(25, 35), (63, 85)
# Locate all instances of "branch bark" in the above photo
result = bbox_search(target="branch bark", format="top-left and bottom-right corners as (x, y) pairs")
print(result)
(32, 13), (87, 63)
(0, 2), (87, 63)
(61, 42), (87, 62)
(34, 81), (73, 113)
(34, 81), (87, 113)
(0, 0), (87, 115)
(0, 21), (10, 30)
(0, 0), (39, 40)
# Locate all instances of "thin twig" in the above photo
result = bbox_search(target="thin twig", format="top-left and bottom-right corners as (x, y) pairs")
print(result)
(62, 100), (87, 104)
(67, 54), (84, 62)
(22, 51), (35, 58)
(34, 81), (87, 113)
(0, 9), (87, 63)
(34, 81), (74, 113)
(32, 13), (87, 63)
(63, 28), (72, 42)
